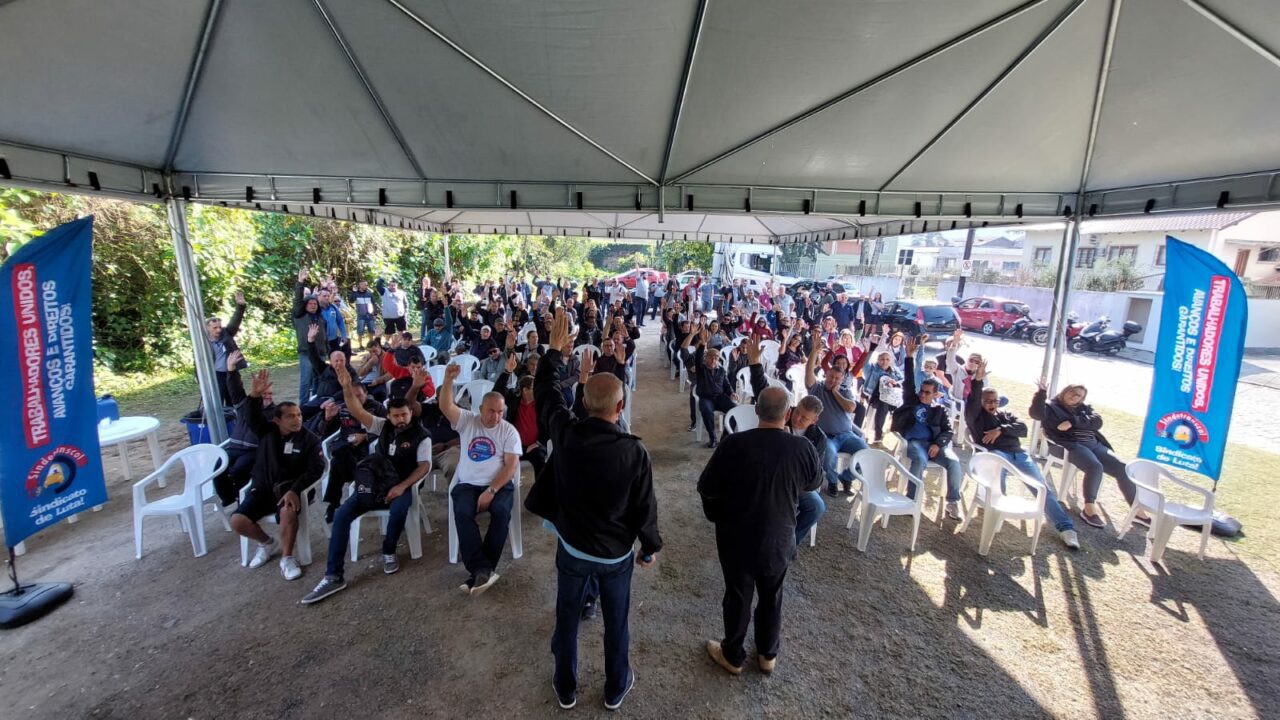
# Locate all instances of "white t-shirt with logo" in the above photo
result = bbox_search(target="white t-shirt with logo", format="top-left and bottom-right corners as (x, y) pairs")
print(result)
(452, 410), (522, 487)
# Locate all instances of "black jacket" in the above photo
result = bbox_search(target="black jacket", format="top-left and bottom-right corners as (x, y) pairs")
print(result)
(226, 369), (272, 450)
(964, 378), (1026, 453)
(748, 362), (829, 465)
(245, 396), (325, 499)
(1029, 388), (1112, 449)
(890, 355), (954, 447)
(525, 350), (662, 559)
(291, 282), (328, 354)
(697, 428), (822, 575)
(692, 344), (733, 401)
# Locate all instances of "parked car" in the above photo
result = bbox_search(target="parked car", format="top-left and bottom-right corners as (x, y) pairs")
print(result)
(872, 300), (961, 337)
(612, 267), (668, 289)
(953, 296), (1031, 335)
(675, 270), (706, 287)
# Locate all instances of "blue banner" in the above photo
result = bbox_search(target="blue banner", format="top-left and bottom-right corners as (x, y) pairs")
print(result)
(1139, 236), (1248, 480)
(0, 217), (108, 547)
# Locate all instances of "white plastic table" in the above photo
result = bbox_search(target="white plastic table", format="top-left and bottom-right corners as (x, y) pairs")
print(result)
(98, 416), (163, 484)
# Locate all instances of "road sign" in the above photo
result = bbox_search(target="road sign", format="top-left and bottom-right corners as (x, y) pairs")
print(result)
(960, 259), (974, 277)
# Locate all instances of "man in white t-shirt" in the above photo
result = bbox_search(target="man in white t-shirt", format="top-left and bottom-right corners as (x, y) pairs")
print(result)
(440, 362), (522, 595)
(381, 279), (409, 335)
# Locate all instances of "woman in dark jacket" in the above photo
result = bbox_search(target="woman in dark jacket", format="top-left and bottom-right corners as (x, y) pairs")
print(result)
(1030, 380), (1149, 528)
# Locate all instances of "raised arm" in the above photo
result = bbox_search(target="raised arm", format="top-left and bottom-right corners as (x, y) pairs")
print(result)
(225, 291), (247, 336)
(337, 367), (374, 428)
(438, 362), (463, 425)
(805, 326), (822, 389)
(291, 269), (308, 318)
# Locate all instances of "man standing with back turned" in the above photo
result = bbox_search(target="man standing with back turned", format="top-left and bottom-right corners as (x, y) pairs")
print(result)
(527, 309), (661, 711)
(698, 385), (823, 676)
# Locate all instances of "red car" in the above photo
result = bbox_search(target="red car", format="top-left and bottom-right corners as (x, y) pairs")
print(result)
(612, 267), (667, 289)
(954, 296), (1030, 335)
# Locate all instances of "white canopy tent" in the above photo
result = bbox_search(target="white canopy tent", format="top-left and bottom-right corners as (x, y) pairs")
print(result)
(2, 0), (1278, 440)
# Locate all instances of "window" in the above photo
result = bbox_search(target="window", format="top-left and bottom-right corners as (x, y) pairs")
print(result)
(896, 248), (914, 266)
(1107, 245), (1138, 263)
(1260, 247), (1280, 262)
(978, 300), (994, 309)
(1156, 245), (1166, 266)
(1033, 246), (1054, 264)
(1075, 247), (1097, 268)
(1002, 261), (1020, 272)
(957, 299), (979, 309)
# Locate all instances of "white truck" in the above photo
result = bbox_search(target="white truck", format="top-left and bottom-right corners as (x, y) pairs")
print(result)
(710, 242), (804, 292)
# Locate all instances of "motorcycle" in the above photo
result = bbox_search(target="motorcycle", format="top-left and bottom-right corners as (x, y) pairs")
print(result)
(1001, 311), (1050, 346)
(1067, 314), (1143, 355)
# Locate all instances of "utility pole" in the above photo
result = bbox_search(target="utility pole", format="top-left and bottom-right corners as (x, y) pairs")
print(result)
(956, 226), (977, 298)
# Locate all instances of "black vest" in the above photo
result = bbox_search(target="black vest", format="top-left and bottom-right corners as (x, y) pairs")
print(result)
(374, 422), (430, 481)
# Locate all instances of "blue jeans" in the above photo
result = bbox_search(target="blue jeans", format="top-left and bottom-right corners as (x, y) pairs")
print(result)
(824, 430), (869, 490)
(905, 439), (963, 502)
(324, 492), (413, 579)
(992, 450), (1074, 532)
(450, 483), (516, 577)
(357, 314), (377, 337)
(698, 395), (736, 441)
(796, 491), (825, 545)
(551, 545), (634, 702)
(633, 297), (647, 326)
(297, 351), (317, 403)
(648, 296), (660, 319)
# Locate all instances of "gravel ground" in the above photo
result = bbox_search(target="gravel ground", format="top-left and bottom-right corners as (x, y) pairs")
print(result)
(1, 327), (1277, 719)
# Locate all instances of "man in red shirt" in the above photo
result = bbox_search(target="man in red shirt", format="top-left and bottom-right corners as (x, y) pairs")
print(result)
(493, 353), (549, 477)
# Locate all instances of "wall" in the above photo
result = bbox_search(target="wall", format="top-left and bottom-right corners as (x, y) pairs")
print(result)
(936, 280), (1280, 350)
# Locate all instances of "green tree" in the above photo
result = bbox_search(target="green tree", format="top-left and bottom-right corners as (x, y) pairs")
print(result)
(655, 240), (713, 274)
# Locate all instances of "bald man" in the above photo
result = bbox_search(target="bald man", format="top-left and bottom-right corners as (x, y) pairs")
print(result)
(440, 362), (522, 596)
(527, 309), (661, 711)
(698, 385), (823, 676)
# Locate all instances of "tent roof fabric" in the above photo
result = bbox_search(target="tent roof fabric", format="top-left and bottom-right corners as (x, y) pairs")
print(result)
(2, 0), (1279, 240)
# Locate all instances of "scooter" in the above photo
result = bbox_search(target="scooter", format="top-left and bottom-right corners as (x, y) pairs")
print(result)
(1067, 315), (1143, 355)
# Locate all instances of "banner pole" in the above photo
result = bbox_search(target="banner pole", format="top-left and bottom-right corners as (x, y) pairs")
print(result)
(165, 193), (227, 444)
(6, 547), (20, 596)
(1030, 210), (1080, 443)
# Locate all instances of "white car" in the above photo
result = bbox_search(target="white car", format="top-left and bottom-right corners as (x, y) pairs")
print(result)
(675, 270), (706, 286)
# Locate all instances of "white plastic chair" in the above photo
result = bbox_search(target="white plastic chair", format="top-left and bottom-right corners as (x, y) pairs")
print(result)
(238, 431), (335, 567)
(459, 379), (496, 412)
(418, 345), (438, 366)
(573, 344), (601, 363)
(889, 431), (953, 523)
(728, 336), (748, 350)
(519, 321), (537, 339)
(1037, 435), (1080, 510)
(960, 453), (1047, 556)
(760, 339), (781, 370)
(676, 353), (690, 394)
(448, 354), (480, 383)
(723, 405), (759, 435)
(691, 386), (727, 443)
(735, 367), (753, 400)
(132, 444), (229, 559)
(349, 445), (433, 562)
(786, 365), (808, 401)
(1120, 460), (1215, 565)
(620, 383), (633, 432)
(427, 365), (447, 395)
(447, 466), (523, 564)
(845, 448), (924, 552)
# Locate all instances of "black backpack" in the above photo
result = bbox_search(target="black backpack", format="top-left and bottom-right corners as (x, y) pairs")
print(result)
(353, 454), (400, 508)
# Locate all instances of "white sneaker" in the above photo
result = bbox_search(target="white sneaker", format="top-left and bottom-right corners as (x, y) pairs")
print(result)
(1060, 529), (1081, 550)
(280, 555), (302, 581)
(248, 538), (279, 568)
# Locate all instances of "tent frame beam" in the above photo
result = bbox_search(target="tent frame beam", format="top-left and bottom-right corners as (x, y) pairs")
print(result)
(311, 0), (427, 181)
(163, 0), (224, 171)
(659, 0), (709, 185)
(1182, 0), (1280, 69)
(380, 0), (657, 186)
(666, 0), (1054, 186)
(878, 0), (1087, 191)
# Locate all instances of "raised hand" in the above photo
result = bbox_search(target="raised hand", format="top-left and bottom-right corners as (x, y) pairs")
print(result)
(409, 366), (429, 390)
(1036, 377), (1048, 392)
(504, 353), (518, 373)
(549, 308), (574, 350)
(975, 358), (988, 381)
(444, 363), (462, 382)
(249, 369), (272, 398)
(297, 268), (308, 282)
(905, 334), (918, 355)
(579, 349), (594, 381)
(307, 323), (320, 342)
(235, 290), (245, 306)
(227, 349), (243, 368)
(506, 331), (517, 350)
(337, 365), (352, 389)
(745, 334), (763, 365)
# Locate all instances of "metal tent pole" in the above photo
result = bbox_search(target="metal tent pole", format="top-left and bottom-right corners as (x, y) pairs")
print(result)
(442, 233), (452, 284)
(166, 196), (228, 444)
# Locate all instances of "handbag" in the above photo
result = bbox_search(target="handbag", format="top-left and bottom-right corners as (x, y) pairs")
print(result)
(878, 376), (903, 407)
(353, 454), (400, 508)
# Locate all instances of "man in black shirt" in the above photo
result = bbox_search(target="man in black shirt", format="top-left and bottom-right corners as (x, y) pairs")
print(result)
(230, 370), (325, 583)
(528, 309), (661, 711)
(698, 386), (823, 676)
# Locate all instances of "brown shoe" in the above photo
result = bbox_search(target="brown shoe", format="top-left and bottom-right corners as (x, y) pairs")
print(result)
(758, 656), (776, 674)
(706, 640), (743, 675)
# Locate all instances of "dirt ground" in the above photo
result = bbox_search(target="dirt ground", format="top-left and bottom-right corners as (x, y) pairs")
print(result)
(2, 328), (1278, 719)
